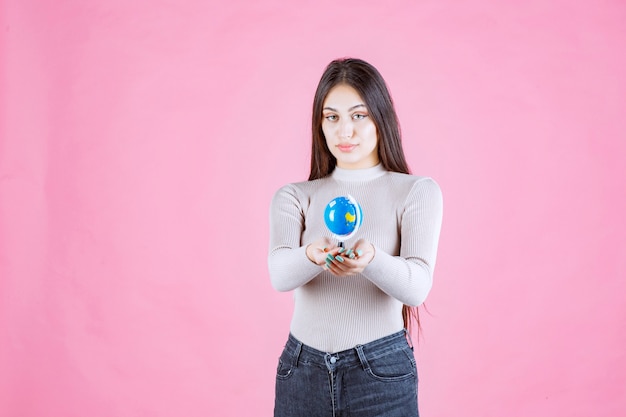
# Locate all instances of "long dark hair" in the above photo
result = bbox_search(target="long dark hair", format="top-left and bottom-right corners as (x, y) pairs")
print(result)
(308, 57), (421, 335)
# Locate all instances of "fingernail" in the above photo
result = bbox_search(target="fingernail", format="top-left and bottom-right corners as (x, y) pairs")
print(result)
(349, 253), (355, 259)
(356, 249), (363, 256)
(338, 247), (345, 253)
(335, 255), (344, 263)
(325, 260), (332, 267)
(326, 254), (334, 261)
(345, 249), (353, 257)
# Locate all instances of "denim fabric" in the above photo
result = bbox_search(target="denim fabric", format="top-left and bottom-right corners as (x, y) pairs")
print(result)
(274, 330), (418, 417)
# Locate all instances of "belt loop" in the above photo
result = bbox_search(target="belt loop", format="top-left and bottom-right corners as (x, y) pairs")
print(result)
(292, 340), (303, 368)
(404, 328), (414, 349)
(355, 345), (370, 371)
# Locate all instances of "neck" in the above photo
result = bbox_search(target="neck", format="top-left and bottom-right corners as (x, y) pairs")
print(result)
(332, 163), (386, 182)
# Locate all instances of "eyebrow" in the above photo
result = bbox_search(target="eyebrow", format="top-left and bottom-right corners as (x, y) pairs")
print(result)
(323, 104), (367, 112)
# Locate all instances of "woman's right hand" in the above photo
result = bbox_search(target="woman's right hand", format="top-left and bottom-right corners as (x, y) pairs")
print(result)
(305, 237), (339, 266)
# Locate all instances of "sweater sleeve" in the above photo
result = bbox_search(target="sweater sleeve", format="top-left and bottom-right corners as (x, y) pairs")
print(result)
(268, 184), (322, 292)
(362, 178), (443, 306)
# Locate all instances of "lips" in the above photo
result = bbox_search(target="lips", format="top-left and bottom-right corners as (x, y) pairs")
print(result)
(337, 144), (357, 152)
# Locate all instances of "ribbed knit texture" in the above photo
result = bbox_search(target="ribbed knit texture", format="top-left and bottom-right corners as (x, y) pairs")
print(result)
(268, 164), (443, 353)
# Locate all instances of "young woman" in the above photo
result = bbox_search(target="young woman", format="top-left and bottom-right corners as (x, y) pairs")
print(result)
(268, 58), (443, 417)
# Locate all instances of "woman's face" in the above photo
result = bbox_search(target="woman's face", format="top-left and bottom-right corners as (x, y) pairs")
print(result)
(321, 84), (379, 170)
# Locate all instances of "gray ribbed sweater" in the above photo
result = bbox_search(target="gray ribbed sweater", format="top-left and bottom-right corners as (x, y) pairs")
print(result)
(268, 164), (443, 352)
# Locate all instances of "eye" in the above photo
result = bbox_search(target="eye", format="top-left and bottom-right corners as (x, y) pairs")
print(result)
(352, 113), (368, 120)
(325, 114), (338, 121)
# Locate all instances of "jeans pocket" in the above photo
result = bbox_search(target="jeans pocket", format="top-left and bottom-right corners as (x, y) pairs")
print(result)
(365, 347), (416, 382)
(276, 351), (295, 380)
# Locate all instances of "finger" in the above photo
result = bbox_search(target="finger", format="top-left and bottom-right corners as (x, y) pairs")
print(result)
(325, 256), (350, 275)
(325, 253), (333, 268)
(325, 253), (339, 269)
(330, 257), (358, 274)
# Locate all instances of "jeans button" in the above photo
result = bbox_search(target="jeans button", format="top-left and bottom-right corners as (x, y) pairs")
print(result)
(330, 356), (337, 364)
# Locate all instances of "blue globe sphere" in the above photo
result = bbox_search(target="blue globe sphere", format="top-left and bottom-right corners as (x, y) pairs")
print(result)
(324, 195), (363, 240)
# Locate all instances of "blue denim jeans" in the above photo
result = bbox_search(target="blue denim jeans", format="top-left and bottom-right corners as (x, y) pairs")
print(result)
(274, 330), (419, 417)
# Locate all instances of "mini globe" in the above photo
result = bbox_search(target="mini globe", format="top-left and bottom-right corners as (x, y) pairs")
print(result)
(323, 195), (363, 242)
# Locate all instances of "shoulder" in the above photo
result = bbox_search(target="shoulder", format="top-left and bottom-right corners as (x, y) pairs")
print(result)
(271, 177), (330, 205)
(382, 173), (443, 211)
(386, 172), (441, 193)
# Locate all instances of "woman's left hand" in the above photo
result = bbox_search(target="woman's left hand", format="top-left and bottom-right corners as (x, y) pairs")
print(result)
(324, 238), (375, 277)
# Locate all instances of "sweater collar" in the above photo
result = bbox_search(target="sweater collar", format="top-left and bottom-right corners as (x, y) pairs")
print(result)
(331, 163), (387, 182)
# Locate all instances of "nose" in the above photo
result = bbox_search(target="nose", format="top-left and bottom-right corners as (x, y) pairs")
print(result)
(339, 120), (353, 139)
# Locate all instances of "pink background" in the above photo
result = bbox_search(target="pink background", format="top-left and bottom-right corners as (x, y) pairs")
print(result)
(1, 0), (625, 416)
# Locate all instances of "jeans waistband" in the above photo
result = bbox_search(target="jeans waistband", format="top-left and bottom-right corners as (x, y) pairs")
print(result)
(283, 330), (411, 372)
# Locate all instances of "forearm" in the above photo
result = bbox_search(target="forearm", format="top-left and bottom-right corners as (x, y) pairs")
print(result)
(268, 246), (322, 292)
(362, 248), (433, 306)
